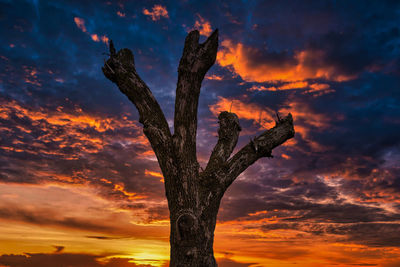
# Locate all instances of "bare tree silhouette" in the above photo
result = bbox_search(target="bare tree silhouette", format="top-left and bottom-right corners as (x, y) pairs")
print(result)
(102, 29), (294, 266)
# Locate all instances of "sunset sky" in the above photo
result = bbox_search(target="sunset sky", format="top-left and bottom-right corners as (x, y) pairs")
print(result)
(1, 0), (400, 266)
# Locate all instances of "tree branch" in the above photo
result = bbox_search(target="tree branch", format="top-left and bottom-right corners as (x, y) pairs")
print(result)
(102, 40), (175, 177)
(222, 113), (295, 189)
(205, 111), (241, 173)
(173, 29), (219, 165)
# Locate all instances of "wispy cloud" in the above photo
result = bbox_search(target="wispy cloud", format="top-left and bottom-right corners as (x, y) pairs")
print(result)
(73, 17), (87, 33)
(73, 17), (108, 44)
(194, 14), (212, 36)
(143, 5), (169, 21)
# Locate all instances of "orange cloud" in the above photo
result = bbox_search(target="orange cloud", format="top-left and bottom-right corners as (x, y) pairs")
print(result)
(217, 40), (357, 84)
(143, 5), (169, 21)
(309, 83), (330, 91)
(194, 15), (212, 36)
(209, 96), (276, 130)
(74, 17), (87, 33)
(279, 100), (330, 130)
(249, 82), (333, 96)
(101, 35), (109, 44)
(23, 65), (41, 86)
(0, 182), (170, 263)
(205, 74), (223, 81)
(303, 83), (335, 97)
(113, 183), (146, 200)
(249, 81), (309, 92)
(214, 219), (400, 266)
(91, 34), (100, 42)
(90, 34), (109, 44)
(116, 11), (125, 17)
(279, 99), (332, 151)
(73, 17), (108, 44)
(145, 169), (164, 183)
(0, 100), (151, 158)
(209, 96), (332, 151)
(275, 81), (309, 90)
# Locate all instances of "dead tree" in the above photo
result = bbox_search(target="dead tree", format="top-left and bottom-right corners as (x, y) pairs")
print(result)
(102, 29), (294, 267)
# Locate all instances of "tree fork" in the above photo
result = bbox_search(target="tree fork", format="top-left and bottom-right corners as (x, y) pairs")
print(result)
(102, 29), (294, 266)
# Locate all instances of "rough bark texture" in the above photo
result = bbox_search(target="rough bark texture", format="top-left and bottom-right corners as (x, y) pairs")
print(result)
(102, 30), (295, 267)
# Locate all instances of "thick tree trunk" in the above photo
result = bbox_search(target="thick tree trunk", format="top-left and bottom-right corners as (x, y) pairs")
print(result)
(102, 29), (295, 266)
(168, 176), (222, 267)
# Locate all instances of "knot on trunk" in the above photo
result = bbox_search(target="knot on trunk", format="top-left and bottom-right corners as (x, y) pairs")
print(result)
(176, 211), (198, 242)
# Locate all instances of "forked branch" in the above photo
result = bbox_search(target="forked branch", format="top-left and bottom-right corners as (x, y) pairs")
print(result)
(173, 29), (219, 165)
(222, 113), (295, 189)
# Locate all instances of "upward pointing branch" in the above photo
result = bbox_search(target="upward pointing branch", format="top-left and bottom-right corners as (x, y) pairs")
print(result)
(173, 29), (219, 165)
(102, 41), (175, 179)
(205, 111), (241, 173)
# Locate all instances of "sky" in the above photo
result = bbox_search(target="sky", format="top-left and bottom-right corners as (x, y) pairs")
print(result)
(1, 0), (400, 266)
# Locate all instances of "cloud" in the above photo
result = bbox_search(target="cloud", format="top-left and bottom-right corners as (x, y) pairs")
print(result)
(217, 166), (400, 233)
(278, 98), (332, 151)
(85, 236), (122, 240)
(249, 81), (309, 91)
(74, 17), (87, 33)
(284, 202), (400, 224)
(194, 14), (212, 36)
(260, 222), (400, 248)
(217, 40), (358, 86)
(0, 97), (151, 156)
(0, 253), (100, 267)
(217, 257), (255, 267)
(337, 163), (400, 205)
(0, 97), (171, 207)
(91, 34), (100, 42)
(142, 5), (169, 21)
(0, 205), (114, 233)
(208, 96), (332, 151)
(205, 74), (223, 81)
(116, 11), (125, 18)
(73, 17), (108, 43)
(23, 66), (41, 86)
(209, 96), (276, 130)
(0, 182), (170, 243)
(101, 35), (109, 44)
(248, 82), (334, 96)
(53, 246), (64, 253)
(145, 169), (164, 183)
(327, 223), (400, 247)
(0, 253), (152, 267)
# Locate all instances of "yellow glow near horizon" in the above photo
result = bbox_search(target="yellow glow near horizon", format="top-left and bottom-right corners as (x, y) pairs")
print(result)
(1, 182), (399, 267)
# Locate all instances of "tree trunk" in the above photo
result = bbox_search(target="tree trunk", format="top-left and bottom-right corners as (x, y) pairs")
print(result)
(168, 175), (222, 267)
(102, 29), (295, 266)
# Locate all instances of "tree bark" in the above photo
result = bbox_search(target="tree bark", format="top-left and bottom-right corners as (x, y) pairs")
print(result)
(102, 30), (295, 266)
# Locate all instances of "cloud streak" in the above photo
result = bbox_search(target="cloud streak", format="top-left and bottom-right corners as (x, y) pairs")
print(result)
(143, 5), (169, 21)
